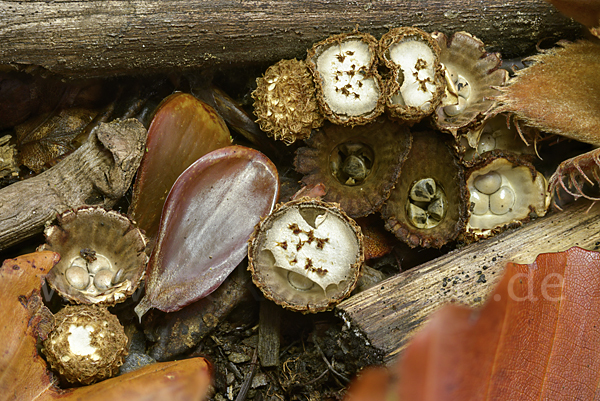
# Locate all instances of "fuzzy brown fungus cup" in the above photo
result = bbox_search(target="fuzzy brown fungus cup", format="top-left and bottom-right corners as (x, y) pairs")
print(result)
(307, 31), (384, 126)
(294, 118), (412, 218)
(252, 59), (324, 144)
(41, 206), (148, 305)
(464, 152), (549, 240)
(431, 31), (508, 138)
(42, 304), (128, 385)
(379, 27), (445, 124)
(381, 131), (469, 248)
(248, 198), (363, 313)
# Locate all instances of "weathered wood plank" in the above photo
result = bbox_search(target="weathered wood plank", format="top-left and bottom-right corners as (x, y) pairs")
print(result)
(337, 201), (600, 363)
(0, 0), (581, 77)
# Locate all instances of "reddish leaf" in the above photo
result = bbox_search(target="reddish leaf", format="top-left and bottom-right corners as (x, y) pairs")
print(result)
(135, 145), (279, 319)
(129, 92), (232, 240)
(345, 247), (600, 400)
(545, 0), (600, 28)
(0, 251), (212, 401)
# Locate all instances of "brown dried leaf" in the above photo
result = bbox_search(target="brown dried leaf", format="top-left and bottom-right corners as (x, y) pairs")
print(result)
(15, 108), (98, 173)
(0, 251), (212, 401)
(546, 0), (600, 28)
(495, 40), (600, 146)
(344, 247), (600, 400)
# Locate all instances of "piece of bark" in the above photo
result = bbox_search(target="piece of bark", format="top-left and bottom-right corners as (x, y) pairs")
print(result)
(337, 200), (600, 363)
(0, 0), (582, 78)
(257, 300), (281, 367)
(145, 265), (254, 361)
(0, 118), (147, 251)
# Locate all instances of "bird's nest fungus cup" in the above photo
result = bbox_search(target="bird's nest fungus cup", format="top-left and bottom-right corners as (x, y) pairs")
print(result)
(295, 118), (412, 218)
(381, 131), (469, 248)
(42, 304), (129, 385)
(379, 27), (445, 125)
(464, 152), (550, 240)
(307, 31), (385, 126)
(248, 198), (363, 313)
(431, 31), (508, 140)
(41, 206), (148, 305)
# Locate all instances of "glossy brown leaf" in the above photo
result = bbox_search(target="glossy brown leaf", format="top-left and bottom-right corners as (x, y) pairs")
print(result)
(345, 247), (600, 400)
(0, 251), (212, 401)
(129, 92), (232, 240)
(135, 145), (279, 320)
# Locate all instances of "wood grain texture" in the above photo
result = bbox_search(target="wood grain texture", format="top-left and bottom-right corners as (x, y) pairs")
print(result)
(337, 200), (600, 363)
(0, 0), (582, 77)
(0, 119), (146, 251)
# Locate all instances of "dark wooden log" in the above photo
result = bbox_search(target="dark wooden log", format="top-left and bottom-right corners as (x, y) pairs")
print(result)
(337, 200), (600, 364)
(0, 0), (582, 78)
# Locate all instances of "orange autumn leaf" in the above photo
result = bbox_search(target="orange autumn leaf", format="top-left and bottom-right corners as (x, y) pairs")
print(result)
(345, 247), (600, 400)
(0, 251), (212, 401)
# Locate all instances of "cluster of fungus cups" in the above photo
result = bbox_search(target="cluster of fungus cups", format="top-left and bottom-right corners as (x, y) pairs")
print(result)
(248, 199), (363, 313)
(39, 206), (148, 384)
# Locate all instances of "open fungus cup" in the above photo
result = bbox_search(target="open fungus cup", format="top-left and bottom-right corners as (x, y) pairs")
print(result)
(382, 131), (469, 248)
(41, 206), (148, 305)
(294, 118), (412, 218)
(464, 152), (550, 240)
(248, 198), (364, 313)
(379, 27), (445, 124)
(458, 113), (537, 166)
(307, 31), (385, 126)
(431, 31), (508, 139)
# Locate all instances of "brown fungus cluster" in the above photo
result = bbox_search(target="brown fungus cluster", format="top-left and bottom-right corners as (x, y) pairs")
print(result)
(252, 26), (550, 254)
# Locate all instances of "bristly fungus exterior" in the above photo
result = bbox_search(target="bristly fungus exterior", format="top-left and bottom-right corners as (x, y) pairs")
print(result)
(381, 131), (469, 248)
(248, 198), (363, 313)
(252, 59), (324, 144)
(41, 206), (148, 305)
(294, 118), (412, 218)
(42, 304), (128, 385)
(431, 31), (508, 140)
(307, 31), (384, 126)
(464, 152), (550, 240)
(379, 27), (445, 124)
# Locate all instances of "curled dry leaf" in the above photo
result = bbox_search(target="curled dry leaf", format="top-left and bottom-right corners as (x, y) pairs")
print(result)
(0, 251), (212, 401)
(345, 247), (600, 401)
(129, 92), (232, 240)
(135, 145), (279, 320)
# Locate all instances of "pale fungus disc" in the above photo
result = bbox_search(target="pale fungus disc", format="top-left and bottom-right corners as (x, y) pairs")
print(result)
(380, 27), (445, 124)
(307, 31), (384, 125)
(248, 198), (364, 313)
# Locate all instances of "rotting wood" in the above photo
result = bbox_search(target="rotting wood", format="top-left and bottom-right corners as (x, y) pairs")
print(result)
(258, 300), (282, 367)
(337, 200), (600, 364)
(0, 0), (582, 78)
(0, 119), (147, 251)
